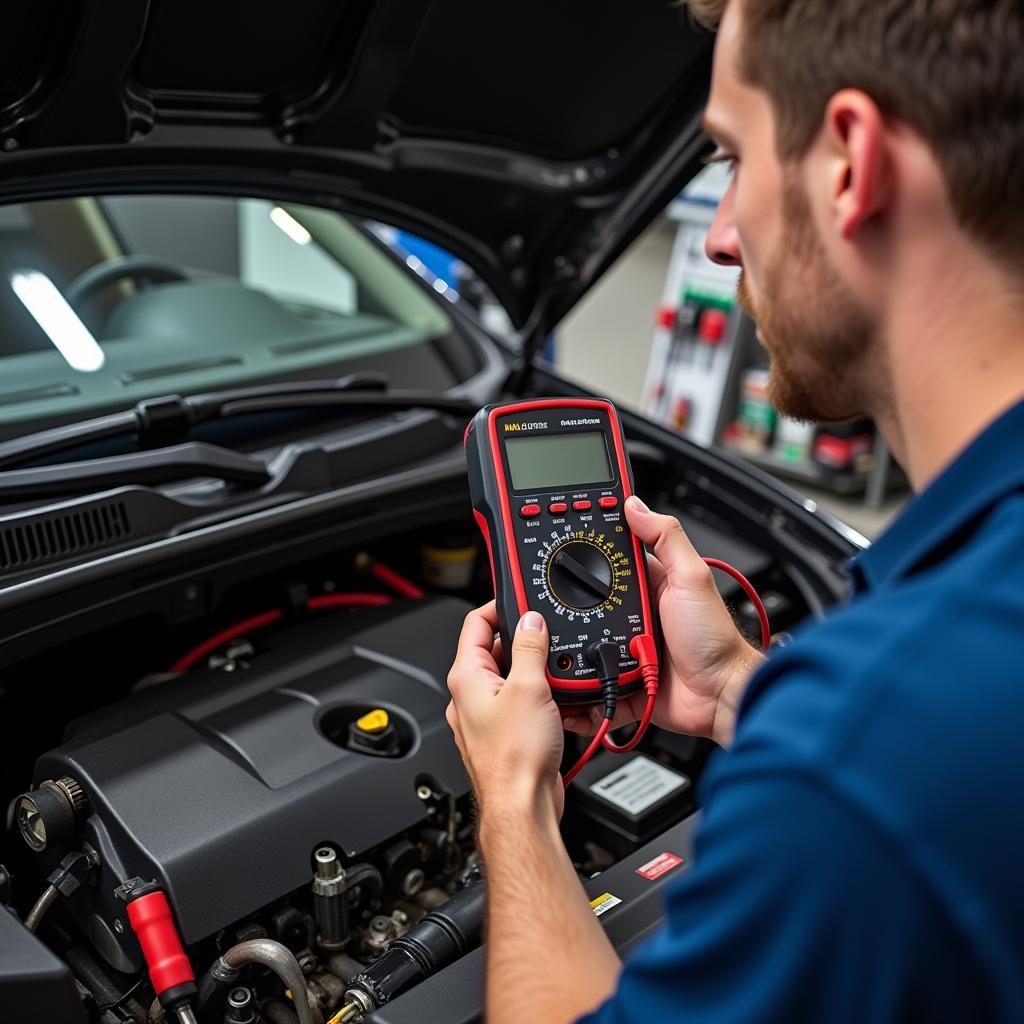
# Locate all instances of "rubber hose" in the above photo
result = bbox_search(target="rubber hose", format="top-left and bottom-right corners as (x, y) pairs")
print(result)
(343, 863), (383, 899)
(346, 880), (485, 1010)
(24, 884), (58, 932)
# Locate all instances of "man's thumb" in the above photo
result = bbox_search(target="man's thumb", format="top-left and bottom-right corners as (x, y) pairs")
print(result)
(624, 495), (706, 581)
(508, 610), (550, 685)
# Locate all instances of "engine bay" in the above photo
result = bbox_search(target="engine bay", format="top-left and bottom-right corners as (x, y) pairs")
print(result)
(0, 442), (844, 1023)
(33, 599), (475, 952)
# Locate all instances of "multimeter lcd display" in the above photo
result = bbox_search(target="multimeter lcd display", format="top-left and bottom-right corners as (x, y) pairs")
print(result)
(504, 431), (613, 491)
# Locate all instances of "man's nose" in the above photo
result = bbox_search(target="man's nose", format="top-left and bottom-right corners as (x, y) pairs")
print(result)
(705, 186), (742, 267)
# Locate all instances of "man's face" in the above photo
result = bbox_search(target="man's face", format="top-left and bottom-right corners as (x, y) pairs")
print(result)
(703, 1), (875, 423)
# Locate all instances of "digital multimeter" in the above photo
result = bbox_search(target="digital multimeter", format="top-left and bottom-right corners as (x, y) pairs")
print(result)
(465, 398), (657, 706)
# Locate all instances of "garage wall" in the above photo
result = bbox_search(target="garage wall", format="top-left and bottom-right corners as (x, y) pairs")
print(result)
(554, 217), (675, 411)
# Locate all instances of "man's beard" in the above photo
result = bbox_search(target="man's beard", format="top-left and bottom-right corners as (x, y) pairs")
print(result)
(736, 177), (876, 424)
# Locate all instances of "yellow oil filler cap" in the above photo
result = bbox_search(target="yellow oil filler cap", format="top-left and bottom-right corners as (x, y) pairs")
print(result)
(355, 709), (390, 734)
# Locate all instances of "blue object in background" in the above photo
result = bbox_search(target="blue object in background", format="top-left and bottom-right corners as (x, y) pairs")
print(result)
(394, 231), (460, 287)
(393, 229), (558, 363)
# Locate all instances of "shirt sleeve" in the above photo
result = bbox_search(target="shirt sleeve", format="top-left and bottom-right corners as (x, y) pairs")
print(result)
(576, 767), (982, 1024)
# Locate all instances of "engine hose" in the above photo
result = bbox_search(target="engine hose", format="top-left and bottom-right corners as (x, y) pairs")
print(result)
(63, 946), (149, 1023)
(220, 940), (322, 1024)
(342, 862), (383, 901)
(24, 883), (58, 932)
(344, 880), (485, 1014)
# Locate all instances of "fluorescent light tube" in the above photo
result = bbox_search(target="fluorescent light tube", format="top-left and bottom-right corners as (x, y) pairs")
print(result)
(270, 206), (312, 245)
(10, 270), (105, 372)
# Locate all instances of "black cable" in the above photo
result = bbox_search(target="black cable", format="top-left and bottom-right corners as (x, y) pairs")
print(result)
(587, 641), (622, 720)
(95, 977), (146, 1013)
(562, 642), (622, 787)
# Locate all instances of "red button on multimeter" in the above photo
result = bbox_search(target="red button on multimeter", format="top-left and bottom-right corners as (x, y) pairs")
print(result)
(464, 398), (658, 706)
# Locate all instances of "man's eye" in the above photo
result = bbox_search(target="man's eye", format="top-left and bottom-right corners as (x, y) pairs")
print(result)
(702, 149), (739, 177)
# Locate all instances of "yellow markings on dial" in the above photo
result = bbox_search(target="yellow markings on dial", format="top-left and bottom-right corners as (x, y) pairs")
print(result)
(542, 536), (633, 615)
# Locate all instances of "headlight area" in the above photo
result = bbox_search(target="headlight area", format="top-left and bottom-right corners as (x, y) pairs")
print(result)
(0, 514), (809, 1023)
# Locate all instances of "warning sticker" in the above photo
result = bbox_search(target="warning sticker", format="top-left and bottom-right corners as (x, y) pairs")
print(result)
(636, 852), (685, 881)
(589, 892), (623, 918)
(590, 755), (688, 815)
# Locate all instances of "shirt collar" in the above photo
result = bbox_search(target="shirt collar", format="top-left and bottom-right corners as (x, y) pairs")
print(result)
(852, 398), (1024, 592)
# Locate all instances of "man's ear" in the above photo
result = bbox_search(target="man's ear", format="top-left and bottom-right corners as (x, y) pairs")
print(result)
(824, 89), (890, 241)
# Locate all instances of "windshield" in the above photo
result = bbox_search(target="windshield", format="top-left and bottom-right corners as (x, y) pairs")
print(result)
(0, 195), (463, 436)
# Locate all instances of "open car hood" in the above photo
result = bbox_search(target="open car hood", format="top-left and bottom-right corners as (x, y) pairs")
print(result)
(0, 0), (713, 333)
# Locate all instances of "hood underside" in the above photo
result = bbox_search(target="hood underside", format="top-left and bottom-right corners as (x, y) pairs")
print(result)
(0, 0), (713, 331)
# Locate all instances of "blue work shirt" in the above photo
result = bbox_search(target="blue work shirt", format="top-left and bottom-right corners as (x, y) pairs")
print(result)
(581, 399), (1024, 1023)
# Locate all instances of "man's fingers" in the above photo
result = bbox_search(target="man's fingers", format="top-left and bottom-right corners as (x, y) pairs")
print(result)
(561, 703), (639, 736)
(448, 603), (502, 701)
(506, 610), (551, 694)
(455, 601), (500, 660)
(625, 496), (713, 590)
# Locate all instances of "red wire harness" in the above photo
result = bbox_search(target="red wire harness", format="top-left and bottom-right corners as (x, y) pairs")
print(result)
(562, 557), (771, 787)
(171, 610), (285, 673)
(170, 592), (395, 673)
(355, 552), (425, 599)
(306, 593), (393, 613)
(170, 556), (422, 673)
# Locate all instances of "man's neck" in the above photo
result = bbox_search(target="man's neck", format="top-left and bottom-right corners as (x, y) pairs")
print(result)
(876, 244), (1024, 492)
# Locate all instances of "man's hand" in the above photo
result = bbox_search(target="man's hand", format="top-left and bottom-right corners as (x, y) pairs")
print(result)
(447, 602), (565, 821)
(446, 603), (621, 1024)
(563, 495), (765, 748)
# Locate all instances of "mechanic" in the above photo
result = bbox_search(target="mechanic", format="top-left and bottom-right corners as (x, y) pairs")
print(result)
(446, 1), (1024, 1021)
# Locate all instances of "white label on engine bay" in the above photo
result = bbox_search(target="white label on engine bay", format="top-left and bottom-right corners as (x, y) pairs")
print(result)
(590, 755), (688, 814)
(589, 891), (622, 918)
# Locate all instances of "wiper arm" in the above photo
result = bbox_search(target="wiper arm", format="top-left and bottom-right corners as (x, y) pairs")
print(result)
(0, 442), (270, 500)
(0, 372), (477, 471)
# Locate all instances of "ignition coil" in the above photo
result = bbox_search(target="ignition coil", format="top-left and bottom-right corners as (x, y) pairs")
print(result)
(312, 846), (349, 950)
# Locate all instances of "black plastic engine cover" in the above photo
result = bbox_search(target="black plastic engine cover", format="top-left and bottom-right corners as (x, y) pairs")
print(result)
(33, 596), (472, 956)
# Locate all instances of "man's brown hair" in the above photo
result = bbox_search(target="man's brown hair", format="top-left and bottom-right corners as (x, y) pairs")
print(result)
(688, 0), (1024, 273)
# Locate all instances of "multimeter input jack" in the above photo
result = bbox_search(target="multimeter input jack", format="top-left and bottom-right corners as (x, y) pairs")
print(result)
(587, 641), (623, 720)
(562, 639), (643, 787)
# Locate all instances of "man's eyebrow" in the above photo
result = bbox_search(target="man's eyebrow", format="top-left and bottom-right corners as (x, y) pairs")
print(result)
(700, 113), (736, 146)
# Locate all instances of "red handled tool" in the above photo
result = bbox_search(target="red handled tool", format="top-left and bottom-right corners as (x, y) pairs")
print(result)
(115, 878), (197, 1019)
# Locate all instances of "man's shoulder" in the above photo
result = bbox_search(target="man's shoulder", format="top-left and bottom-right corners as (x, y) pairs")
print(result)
(737, 492), (1024, 762)
(728, 587), (940, 769)
(716, 496), (1024, 873)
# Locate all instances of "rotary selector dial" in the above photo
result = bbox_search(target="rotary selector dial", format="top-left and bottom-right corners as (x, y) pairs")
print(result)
(529, 528), (633, 622)
(548, 542), (613, 609)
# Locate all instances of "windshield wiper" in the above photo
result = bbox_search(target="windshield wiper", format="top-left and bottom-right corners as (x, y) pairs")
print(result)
(0, 442), (270, 500)
(0, 372), (478, 471)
